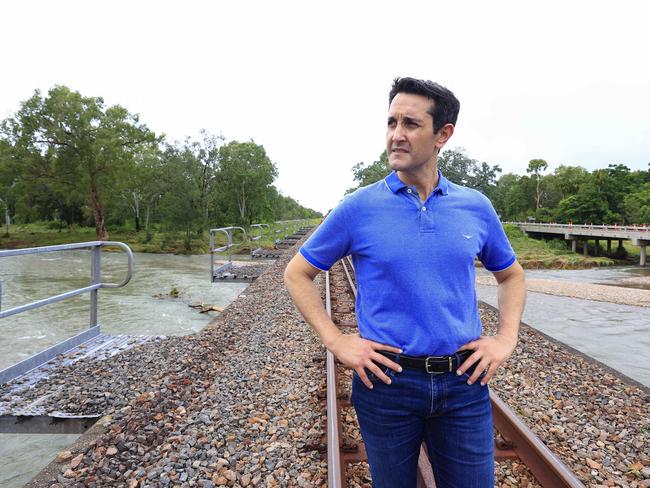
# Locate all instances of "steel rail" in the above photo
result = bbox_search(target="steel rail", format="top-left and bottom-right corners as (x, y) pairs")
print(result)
(325, 269), (345, 488)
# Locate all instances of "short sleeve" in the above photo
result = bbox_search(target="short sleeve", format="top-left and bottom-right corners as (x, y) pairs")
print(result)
(477, 198), (516, 272)
(299, 197), (353, 271)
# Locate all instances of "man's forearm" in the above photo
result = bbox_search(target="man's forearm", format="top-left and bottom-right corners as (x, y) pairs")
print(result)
(284, 267), (342, 349)
(495, 264), (526, 342)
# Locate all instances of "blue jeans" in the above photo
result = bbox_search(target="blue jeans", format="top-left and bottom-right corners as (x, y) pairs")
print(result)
(350, 363), (494, 488)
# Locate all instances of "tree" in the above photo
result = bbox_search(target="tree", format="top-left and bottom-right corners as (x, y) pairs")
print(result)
(623, 183), (650, 224)
(0, 140), (17, 235)
(526, 159), (548, 212)
(216, 140), (278, 225)
(438, 148), (478, 185)
(1, 86), (158, 240)
(347, 151), (391, 193)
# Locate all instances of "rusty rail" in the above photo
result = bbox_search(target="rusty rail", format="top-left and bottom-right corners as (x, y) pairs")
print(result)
(325, 256), (584, 487)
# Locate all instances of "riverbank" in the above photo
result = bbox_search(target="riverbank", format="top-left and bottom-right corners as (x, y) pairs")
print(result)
(2, 221), (640, 269)
(476, 275), (650, 307)
(0, 221), (317, 255)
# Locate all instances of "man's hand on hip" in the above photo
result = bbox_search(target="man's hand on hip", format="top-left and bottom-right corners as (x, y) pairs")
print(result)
(329, 333), (403, 389)
(456, 334), (517, 386)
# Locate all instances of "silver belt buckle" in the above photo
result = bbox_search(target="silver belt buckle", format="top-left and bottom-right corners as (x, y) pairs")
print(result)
(425, 355), (450, 374)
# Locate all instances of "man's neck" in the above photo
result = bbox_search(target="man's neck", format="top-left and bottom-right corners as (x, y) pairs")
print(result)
(397, 163), (439, 203)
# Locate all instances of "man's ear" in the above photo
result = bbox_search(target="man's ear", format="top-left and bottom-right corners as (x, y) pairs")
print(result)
(434, 123), (455, 151)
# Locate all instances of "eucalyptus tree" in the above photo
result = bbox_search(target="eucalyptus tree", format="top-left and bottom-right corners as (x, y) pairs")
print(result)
(1, 86), (158, 240)
(216, 140), (278, 225)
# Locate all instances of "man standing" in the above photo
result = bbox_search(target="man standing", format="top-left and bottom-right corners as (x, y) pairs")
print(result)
(284, 77), (525, 487)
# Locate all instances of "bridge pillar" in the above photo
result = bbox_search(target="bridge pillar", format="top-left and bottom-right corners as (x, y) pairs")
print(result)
(571, 240), (577, 253)
(641, 246), (647, 267)
(595, 239), (600, 256)
(618, 239), (623, 250)
(583, 240), (589, 256)
(607, 239), (611, 256)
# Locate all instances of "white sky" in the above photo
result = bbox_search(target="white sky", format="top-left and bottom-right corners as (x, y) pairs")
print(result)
(1, 0), (649, 213)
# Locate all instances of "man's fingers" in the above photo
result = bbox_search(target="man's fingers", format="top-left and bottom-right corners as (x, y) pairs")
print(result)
(356, 368), (374, 389)
(467, 360), (490, 385)
(458, 341), (478, 352)
(367, 363), (392, 385)
(456, 352), (480, 376)
(371, 352), (403, 373)
(480, 363), (500, 386)
(365, 339), (402, 354)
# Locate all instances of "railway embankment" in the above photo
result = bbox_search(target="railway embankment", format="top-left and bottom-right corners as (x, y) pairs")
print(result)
(5, 236), (648, 487)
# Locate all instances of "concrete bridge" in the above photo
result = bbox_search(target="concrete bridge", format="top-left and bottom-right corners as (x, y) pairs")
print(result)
(509, 222), (650, 266)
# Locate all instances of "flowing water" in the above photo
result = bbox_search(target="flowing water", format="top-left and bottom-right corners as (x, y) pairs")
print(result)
(476, 265), (650, 387)
(0, 251), (249, 487)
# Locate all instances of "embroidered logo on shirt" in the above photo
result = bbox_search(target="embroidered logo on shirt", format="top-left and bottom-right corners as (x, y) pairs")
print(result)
(463, 235), (472, 239)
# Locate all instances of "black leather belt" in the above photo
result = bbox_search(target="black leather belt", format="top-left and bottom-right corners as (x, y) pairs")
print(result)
(379, 350), (474, 374)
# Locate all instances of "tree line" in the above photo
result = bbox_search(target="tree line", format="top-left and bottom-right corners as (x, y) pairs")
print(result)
(348, 149), (650, 224)
(0, 86), (321, 244)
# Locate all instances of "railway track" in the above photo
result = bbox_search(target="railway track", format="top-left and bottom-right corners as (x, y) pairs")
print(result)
(323, 257), (585, 487)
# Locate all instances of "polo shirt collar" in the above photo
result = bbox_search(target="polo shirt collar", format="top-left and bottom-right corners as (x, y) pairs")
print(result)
(384, 170), (449, 196)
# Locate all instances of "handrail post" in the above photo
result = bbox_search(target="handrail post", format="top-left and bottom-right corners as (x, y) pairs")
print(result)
(90, 246), (101, 328)
(210, 230), (215, 281)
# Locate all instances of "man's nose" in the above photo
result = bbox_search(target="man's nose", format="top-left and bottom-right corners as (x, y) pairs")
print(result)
(392, 123), (406, 142)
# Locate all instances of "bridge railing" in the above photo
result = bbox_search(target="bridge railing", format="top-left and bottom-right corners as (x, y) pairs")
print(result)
(0, 241), (134, 384)
(505, 222), (649, 233)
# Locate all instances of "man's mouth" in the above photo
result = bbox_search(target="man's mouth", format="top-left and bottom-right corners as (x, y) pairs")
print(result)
(391, 148), (409, 153)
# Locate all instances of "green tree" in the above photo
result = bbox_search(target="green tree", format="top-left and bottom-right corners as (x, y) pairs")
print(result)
(347, 151), (390, 193)
(216, 140), (278, 225)
(526, 159), (548, 212)
(438, 147), (478, 186)
(1, 86), (158, 239)
(623, 182), (650, 224)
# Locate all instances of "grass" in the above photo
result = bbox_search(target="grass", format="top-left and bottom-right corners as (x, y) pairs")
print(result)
(0, 220), (320, 255)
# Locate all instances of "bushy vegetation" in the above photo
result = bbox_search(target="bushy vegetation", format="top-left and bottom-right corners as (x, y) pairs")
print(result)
(0, 86), (321, 247)
(349, 149), (650, 225)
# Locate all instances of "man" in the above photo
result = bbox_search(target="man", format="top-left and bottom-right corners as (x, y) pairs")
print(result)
(284, 77), (525, 487)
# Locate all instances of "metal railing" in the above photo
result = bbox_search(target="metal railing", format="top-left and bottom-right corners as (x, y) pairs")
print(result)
(0, 241), (134, 384)
(249, 224), (270, 257)
(506, 221), (649, 234)
(209, 226), (247, 280)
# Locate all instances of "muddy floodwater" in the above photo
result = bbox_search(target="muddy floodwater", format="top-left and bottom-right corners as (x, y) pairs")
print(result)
(476, 265), (650, 387)
(0, 251), (249, 487)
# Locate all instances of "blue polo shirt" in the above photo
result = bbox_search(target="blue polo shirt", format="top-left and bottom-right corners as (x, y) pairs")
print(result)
(299, 170), (516, 356)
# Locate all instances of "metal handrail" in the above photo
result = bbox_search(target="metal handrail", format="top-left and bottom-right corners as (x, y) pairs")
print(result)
(0, 241), (134, 384)
(505, 221), (649, 234)
(249, 224), (270, 258)
(209, 226), (247, 281)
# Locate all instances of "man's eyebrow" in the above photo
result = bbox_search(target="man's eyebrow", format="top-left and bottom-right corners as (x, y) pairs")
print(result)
(387, 115), (422, 124)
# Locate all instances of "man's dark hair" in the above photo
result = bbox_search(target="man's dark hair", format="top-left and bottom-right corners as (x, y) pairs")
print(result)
(388, 77), (460, 134)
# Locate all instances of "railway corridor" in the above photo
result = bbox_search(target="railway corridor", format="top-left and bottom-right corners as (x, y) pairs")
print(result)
(1, 231), (648, 487)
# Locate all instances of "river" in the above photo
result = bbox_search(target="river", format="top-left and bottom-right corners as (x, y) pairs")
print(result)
(0, 251), (249, 487)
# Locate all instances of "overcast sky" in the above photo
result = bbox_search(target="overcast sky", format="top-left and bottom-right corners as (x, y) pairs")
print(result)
(2, 1), (649, 213)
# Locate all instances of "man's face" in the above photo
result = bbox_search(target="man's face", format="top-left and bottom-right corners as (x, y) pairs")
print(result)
(386, 92), (440, 174)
